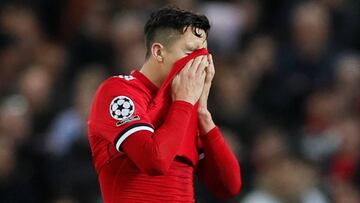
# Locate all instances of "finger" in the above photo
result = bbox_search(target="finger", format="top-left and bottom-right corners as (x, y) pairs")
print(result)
(171, 73), (179, 84)
(206, 54), (215, 79)
(196, 56), (208, 76)
(208, 54), (215, 72)
(181, 59), (194, 73)
(205, 71), (212, 82)
(189, 56), (204, 75)
(208, 54), (214, 67)
(200, 68), (207, 81)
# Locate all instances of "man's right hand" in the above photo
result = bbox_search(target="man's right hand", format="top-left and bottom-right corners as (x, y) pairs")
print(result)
(171, 55), (208, 105)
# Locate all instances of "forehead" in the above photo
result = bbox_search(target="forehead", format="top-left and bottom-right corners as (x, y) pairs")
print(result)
(179, 27), (207, 49)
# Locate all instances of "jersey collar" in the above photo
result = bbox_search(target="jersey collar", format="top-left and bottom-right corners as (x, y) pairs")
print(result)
(131, 70), (158, 95)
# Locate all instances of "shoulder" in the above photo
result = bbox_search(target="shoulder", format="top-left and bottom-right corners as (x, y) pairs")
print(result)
(92, 74), (147, 115)
(90, 74), (150, 128)
(99, 74), (138, 92)
(94, 74), (145, 99)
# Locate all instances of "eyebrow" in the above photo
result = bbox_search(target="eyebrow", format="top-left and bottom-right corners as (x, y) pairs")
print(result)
(201, 39), (206, 45)
(186, 37), (207, 51)
(186, 44), (197, 51)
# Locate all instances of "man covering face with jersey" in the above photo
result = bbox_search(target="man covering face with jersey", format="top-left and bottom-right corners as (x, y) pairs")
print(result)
(88, 6), (241, 203)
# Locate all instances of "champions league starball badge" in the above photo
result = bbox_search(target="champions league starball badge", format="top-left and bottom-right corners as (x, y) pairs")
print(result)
(110, 96), (135, 121)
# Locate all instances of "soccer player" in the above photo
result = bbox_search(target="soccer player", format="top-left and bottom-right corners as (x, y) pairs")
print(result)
(88, 6), (241, 203)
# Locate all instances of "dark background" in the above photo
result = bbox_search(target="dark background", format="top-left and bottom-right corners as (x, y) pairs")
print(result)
(0, 0), (359, 202)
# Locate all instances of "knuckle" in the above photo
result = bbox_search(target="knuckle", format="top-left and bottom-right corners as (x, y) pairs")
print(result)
(183, 72), (190, 78)
(179, 70), (186, 75)
(193, 61), (200, 67)
(188, 74), (195, 80)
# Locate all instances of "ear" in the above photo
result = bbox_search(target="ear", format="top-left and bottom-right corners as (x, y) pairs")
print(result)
(151, 43), (165, 63)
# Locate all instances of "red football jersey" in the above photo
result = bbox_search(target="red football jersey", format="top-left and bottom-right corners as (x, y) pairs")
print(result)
(88, 70), (202, 202)
(88, 49), (241, 202)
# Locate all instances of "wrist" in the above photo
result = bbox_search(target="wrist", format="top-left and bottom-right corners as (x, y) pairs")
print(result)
(198, 110), (215, 135)
(172, 100), (195, 108)
(173, 94), (197, 105)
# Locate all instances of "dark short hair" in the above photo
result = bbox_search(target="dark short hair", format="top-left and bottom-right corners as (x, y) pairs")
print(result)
(144, 6), (210, 58)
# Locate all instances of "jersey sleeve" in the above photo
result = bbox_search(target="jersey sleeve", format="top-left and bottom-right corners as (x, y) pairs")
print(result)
(89, 78), (154, 152)
(196, 127), (242, 198)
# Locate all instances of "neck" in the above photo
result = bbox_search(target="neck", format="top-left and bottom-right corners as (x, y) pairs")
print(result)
(140, 59), (165, 88)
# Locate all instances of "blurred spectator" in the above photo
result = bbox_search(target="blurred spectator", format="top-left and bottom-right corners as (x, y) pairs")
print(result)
(0, 95), (42, 202)
(201, 1), (242, 55)
(328, 118), (360, 184)
(18, 65), (57, 137)
(292, 2), (331, 59)
(270, 1), (337, 127)
(316, 0), (360, 49)
(251, 127), (289, 173)
(0, 136), (15, 179)
(301, 53), (360, 165)
(46, 66), (106, 157)
(19, 66), (52, 114)
(211, 35), (277, 144)
(111, 13), (146, 73)
(0, 95), (31, 143)
(0, 32), (22, 95)
(244, 35), (278, 120)
(64, 0), (114, 93)
(167, 0), (197, 11)
(46, 67), (105, 202)
(34, 42), (66, 78)
(334, 53), (360, 112)
(212, 59), (247, 126)
(301, 88), (343, 164)
(239, 35), (276, 81)
(242, 157), (329, 203)
(202, 0), (260, 55)
(331, 181), (360, 203)
(0, 135), (38, 202)
(0, 4), (45, 62)
(222, 127), (243, 160)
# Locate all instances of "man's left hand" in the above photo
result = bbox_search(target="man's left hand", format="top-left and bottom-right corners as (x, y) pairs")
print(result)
(198, 54), (216, 135)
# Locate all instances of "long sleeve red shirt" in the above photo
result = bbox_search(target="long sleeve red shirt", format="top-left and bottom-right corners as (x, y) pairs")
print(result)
(88, 55), (241, 203)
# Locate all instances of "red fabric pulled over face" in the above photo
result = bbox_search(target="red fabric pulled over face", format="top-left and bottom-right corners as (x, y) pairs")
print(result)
(147, 48), (209, 165)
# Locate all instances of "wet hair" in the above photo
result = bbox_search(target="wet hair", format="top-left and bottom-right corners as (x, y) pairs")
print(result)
(144, 6), (210, 58)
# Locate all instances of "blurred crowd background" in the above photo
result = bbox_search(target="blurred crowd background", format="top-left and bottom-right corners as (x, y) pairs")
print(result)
(0, 0), (359, 202)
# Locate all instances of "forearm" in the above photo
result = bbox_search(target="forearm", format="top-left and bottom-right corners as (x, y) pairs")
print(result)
(197, 127), (242, 198)
(197, 108), (216, 135)
(121, 101), (193, 175)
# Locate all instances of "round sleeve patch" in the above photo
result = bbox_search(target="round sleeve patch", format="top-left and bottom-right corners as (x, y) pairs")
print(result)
(109, 96), (135, 120)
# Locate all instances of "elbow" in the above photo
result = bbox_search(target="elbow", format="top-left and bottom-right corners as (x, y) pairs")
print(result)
(225, 181), (242, 198)
(225, 162), (242, 197)
(227, 173), (242, 197)
(143, 159), (170, 176)
(217, 176), (242, 198)
(144, 167), (167, 176)
(140, 145), (173, 176)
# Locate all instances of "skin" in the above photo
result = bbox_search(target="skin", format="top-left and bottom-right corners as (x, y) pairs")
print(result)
(140, 27), (216, 135)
